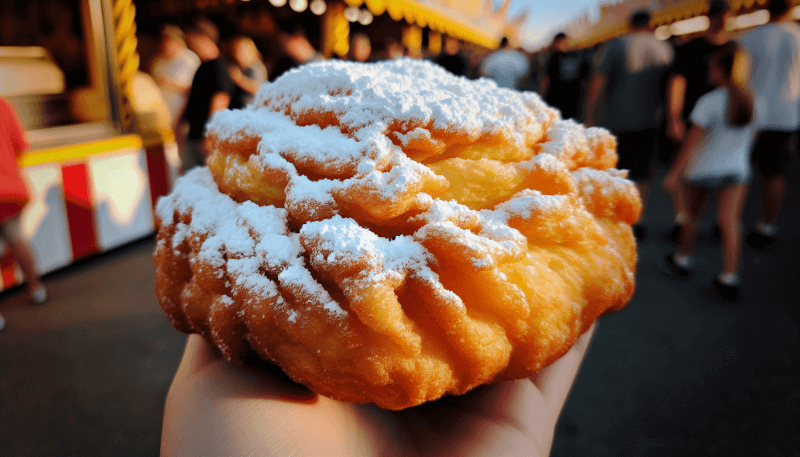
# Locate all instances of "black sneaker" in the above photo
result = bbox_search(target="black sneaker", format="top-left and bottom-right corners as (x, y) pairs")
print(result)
(746, 230), (775, 249)
(663, 254), (690, 278)
(713, 278), (740, 302)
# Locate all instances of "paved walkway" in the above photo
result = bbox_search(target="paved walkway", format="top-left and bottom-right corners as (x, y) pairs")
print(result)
(1, 166), (797, 456)
(0, 238), (185, 457)
(553, 165), (800, 456)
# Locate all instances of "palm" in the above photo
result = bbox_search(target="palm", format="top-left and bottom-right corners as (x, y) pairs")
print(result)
(162, 328), (594, 456)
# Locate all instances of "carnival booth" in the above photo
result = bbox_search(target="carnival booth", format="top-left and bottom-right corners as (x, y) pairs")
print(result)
(1, 0), (178, 292)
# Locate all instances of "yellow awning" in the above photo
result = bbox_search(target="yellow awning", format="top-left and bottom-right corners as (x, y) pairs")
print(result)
(652, 0), (771, 26)
(573, 22), (628, 49)
(344, 0), (499, 48)
(730, 0), (770, 10)
(651, 0), (707, 26)
(572, 0), (779, 48)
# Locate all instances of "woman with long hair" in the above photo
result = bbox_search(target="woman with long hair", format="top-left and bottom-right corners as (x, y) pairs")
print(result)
(661, 42), (763, 301)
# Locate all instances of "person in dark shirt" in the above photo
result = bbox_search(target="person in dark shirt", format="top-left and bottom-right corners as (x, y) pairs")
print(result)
(584, 10), (674, 240)
(182, 19), (234, 172)
(433, 36), (469, 76)
(667, 1), (734, 130)
(664, 0), (733, 239)
(270, 30), (322, 82)
(540, 33), (590, 121)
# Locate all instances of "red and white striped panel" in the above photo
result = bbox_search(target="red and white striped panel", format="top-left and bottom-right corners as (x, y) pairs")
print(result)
(1, 139), (178, 291)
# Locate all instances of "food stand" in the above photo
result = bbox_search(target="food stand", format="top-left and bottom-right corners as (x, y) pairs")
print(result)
(1, 0), (177, 292)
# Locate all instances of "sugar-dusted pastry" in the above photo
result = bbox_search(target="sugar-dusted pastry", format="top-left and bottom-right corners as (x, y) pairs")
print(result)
(154, 58), (639, 410)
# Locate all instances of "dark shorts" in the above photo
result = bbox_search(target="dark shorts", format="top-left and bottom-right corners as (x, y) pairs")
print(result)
(751, 130), (796, 177)
(615, 128), (659, 181)
(685, 174), (748, 190)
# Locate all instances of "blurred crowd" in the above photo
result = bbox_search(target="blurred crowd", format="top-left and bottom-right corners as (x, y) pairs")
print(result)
(137, 15), (533, 173)
(556, 0), (798, 304)
(137, 0), (798, 305)
(540, 0), (799, 303)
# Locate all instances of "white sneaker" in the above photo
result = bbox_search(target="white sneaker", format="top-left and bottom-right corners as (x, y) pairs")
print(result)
(31, 287), (48, 305)
(0, 314), (6, 332)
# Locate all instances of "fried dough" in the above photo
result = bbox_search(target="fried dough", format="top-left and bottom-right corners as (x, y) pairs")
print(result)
(155, 59), (639, 409)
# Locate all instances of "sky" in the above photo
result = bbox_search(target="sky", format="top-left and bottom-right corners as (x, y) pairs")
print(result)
(502, 0), (602, 50)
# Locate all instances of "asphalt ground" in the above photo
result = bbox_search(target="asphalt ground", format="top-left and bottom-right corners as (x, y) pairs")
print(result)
(552, 165), (800, 456)
(1, 165), (797, 456)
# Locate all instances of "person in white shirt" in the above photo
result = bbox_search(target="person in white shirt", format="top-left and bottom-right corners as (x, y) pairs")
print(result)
(151, 25), (201, 124)
(662, 43), (763, 301)
(228, 36), (268, 108)
(480, 37), (529, 90)
(663, 0), (733, 241)
(738, 0), (800, 248)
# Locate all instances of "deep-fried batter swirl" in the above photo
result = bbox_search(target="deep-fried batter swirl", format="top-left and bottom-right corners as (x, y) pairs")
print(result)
(155, 58), (639, 409)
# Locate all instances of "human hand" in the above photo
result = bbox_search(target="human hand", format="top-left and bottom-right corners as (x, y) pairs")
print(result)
(161, 325), (596, 457)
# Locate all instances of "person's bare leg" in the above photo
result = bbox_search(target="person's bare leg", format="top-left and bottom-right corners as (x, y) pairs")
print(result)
(666, 181), (688, 242)
(717, 184), (749, 275)
(677, 185), (710, 257)
(761, 175), (786, 225)
(668, 181), (687, 223)
(5, 239), (44, 294)
(666, 137), (687, 224)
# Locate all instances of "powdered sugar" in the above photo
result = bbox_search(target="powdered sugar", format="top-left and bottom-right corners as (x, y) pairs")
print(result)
(253, 59), (552, 143)
(204, 59), (627, 228)
(159, 59), (639, 326)
(157, 168), (346, 320)
(494, 190), (566, 220)
(302, 215), (430, 274)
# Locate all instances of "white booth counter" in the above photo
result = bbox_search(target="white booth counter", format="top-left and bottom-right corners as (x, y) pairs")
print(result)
(1, 49), (179, 292)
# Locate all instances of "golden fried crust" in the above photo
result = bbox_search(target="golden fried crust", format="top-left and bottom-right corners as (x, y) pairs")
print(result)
(154, 59), (640, 410)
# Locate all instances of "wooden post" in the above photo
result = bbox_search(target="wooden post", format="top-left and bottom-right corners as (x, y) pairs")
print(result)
(112, 0), (140, 132)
